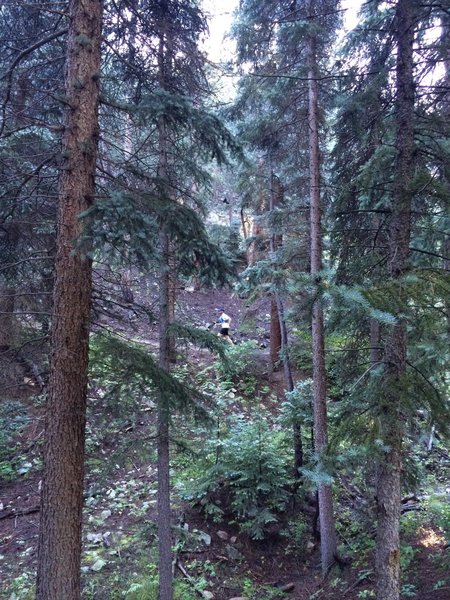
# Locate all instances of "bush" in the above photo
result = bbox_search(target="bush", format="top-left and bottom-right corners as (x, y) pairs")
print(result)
(180, 412), (293, 539)
(216, 340), (259, 380)
(426, 495), (450, 544)
(124, 572), (199, 600)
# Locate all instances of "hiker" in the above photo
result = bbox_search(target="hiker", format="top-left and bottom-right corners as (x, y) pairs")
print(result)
(215, 308), (233, 344)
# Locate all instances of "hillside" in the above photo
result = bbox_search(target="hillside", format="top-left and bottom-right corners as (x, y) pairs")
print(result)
(0, 284), (449, 600)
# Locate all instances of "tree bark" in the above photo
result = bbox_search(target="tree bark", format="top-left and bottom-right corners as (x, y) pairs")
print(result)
(270, 296), (282, 368)
(36, 1), (103, 598)
(375, 2), (415, 599)
(269, 174), (283, 370)
(441, 13), (450, 328)
(307, 7), (337, 574)
(157, 230), (173, 600)
(156, 6), (174, 597)
(275, 288), (303, 475)
(168, 241), (177, 363)
(269, 172), (303, 475)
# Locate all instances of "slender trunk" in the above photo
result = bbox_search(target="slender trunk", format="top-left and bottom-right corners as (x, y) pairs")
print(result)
(157, 148), (174, 600)
(376, 2), (415, 599)
(442, 15), (450, 327)
(168, 242), (177, 363)
(307, 16), (337, 575)
(445, 234), (450, 328)
(270, 297), (282, 367)
(269, 174), (282, 370)
(157, 8), (173, 597)
(247, 219), (260, 266)
(269, 172), (303, 475)
(36, 1), (103, 598)
(240, 208), (250, 241)
(158, 230), (173, 600)
(370, 319), (381, 365)
(276, 290), (303, 474)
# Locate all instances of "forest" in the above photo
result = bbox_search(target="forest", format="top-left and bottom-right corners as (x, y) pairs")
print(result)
(0, 1), (449, 600)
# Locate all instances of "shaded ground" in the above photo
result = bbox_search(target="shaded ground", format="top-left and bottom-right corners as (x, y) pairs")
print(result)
(1, 468), (448, 600)
(1, 284), (449, 599)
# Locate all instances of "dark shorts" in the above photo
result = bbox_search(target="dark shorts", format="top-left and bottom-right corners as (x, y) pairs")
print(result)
(220, 328), (229, 336)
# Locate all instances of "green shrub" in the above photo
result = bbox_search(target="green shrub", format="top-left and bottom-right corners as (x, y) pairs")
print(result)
(426, 495), (450, 544)
(281, 516), (310, 556)
(400, 544), (415, 571)
(124, 575), (199, 600)
(180, 412), (293, 539)
(3, 573), (35, 599)
(401, 511), (424, 537)
(216, 340), (258, 380)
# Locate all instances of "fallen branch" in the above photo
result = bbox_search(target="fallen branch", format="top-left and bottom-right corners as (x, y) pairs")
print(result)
(342, 570), (373, 595)
(176, 560), (212, 599)
(0, 506), (40, 520)
(401, 503), (423, 514)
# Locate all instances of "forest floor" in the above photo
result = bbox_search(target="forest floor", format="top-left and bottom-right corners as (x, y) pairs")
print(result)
(0, 283), (449, 600)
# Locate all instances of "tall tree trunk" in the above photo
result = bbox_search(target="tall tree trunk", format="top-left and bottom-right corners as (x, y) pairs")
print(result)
(307, 11), (337, 575)
(275, 289), (303, 475)
(441, 13), (450, 328)
(270, 296), (282, 367)
(375, 2), (415, 599)
(270, 172), (303, 474)
(168, 242), (177, 363)
(36, 1), (103, 598)
(157, 230), (173, 600)
(156, 6), (174, 596)
(269, 174), (283, 370)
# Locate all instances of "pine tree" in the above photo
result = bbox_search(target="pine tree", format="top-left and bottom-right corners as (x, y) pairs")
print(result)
(331, 1), (450, 596)
(375, 2), (415, 598)
(80, 3), (238, 597)
(36, 0), (103, 598)
(155, 4), (178, 597)
(232, 0), (341, 573)
(0, 1), (65, 392)
(305, 0), (338, 573)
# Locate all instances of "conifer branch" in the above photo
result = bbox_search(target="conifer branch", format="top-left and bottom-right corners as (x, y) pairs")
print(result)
(0, 28), (68, 137)
(410, 247), (449, 261)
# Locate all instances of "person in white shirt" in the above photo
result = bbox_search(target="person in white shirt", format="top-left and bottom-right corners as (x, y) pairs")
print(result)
(215, 308), (233, 343)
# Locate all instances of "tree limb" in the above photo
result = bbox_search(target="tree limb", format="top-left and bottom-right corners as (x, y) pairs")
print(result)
(0, 28), (68, 137)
